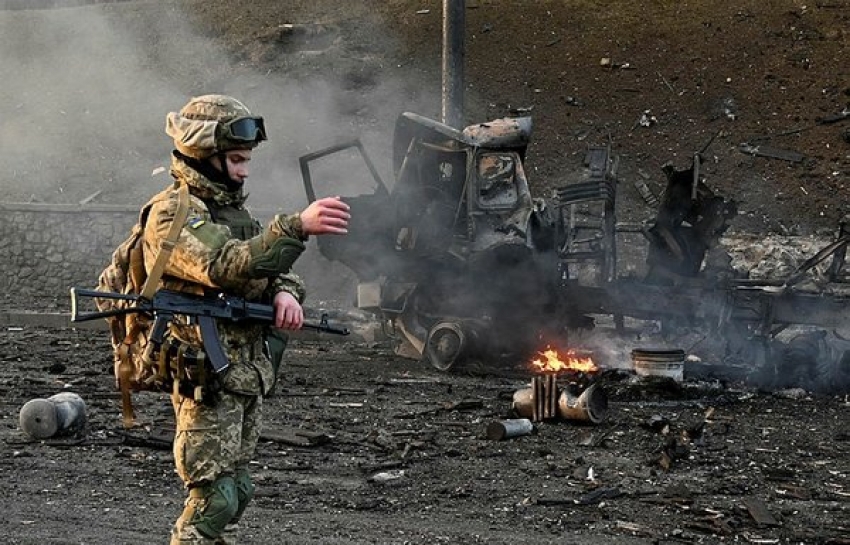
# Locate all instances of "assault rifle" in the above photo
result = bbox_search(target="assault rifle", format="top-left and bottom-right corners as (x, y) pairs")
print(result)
(70, 287), (350, 374)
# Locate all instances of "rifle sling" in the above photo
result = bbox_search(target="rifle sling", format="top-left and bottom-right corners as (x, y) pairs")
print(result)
(117, 338), (136, 429)
(118, 184), (189, 429)
(140, 184), (190, 300)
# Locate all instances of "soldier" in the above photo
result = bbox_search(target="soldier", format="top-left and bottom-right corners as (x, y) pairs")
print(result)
(149, 94), (350, 544)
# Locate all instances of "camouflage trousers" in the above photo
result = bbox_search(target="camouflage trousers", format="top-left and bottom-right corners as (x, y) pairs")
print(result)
(170, 391), (263, 545)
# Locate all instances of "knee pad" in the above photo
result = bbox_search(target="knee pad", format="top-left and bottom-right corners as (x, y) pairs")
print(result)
(188, 476), (239, 538)
(233, 470), (256, 521)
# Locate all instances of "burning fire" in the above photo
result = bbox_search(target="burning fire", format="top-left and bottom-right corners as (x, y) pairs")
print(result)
(531, 347), (598, 374)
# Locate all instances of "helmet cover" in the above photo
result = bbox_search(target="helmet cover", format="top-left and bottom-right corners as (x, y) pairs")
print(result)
(165, 94), (266, 159)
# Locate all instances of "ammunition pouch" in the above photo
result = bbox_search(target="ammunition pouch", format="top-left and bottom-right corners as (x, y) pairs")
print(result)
(147, 338), (222, 404)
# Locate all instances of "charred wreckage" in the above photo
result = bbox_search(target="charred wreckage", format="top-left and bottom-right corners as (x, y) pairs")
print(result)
(300, 112), (850, 393)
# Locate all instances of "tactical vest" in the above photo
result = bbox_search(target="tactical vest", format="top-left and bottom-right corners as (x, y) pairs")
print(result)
(204, 199), (260, 241)
(204, 198), (289, 396)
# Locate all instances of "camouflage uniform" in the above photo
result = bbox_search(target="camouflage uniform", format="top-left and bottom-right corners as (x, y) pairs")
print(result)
(147, 95), (308, 545)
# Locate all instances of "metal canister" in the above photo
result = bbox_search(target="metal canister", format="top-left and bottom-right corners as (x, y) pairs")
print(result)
(19, 392), (87, 439)
(557, 383), (608, 424)
(486, 418), (534, 440)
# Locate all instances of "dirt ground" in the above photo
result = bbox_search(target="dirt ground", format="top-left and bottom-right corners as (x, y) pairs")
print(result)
(2, 1), (850, 544)
(3, 327), (849, 545)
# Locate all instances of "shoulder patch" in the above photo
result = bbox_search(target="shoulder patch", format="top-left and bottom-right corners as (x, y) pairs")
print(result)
(185, 217), (231, 250)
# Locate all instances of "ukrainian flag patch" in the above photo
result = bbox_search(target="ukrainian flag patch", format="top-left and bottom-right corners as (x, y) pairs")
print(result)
(188, 217), (206, 229)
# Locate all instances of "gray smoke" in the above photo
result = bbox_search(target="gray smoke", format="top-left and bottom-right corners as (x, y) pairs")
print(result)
(0, 2), (439, 305)
(0, 4), (419, 204)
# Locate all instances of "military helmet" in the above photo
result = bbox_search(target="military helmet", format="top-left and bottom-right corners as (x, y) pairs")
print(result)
(165, 94), (267, 159)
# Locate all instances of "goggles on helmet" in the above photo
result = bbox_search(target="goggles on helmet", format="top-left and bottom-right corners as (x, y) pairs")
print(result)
(222, 116), (267, 143)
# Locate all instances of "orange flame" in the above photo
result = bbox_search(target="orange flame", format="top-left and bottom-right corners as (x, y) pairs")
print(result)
(531, 347), (598, 374)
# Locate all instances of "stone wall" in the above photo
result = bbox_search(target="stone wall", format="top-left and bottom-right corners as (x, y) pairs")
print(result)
(0, 1), (129, 10)
(0, 202), (137, 310)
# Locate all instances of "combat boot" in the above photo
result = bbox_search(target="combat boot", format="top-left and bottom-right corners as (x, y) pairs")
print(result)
(171, 523), (218, 545)
(214, 522), (239, 545)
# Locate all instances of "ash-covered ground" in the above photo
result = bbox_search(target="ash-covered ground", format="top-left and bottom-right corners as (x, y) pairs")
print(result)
(2, 325), (849, 545)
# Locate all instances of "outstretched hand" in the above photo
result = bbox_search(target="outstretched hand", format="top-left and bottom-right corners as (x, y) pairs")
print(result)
(300, 196), (350, 235)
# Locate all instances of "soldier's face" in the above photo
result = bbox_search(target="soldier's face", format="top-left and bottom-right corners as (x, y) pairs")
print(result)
(218, 149), (253, 184)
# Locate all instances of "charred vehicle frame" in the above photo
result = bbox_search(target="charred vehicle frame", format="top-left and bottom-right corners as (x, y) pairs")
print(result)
(300, 112), (850, 385)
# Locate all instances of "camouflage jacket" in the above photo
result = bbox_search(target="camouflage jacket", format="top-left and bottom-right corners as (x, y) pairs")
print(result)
(141, 154), (307, 396)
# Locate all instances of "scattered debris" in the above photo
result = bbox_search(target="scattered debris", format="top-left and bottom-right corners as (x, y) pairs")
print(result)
(657, 435), (690, 470)
(600, 57), (633, 69)
(656, 71), (676, 94)
(513, 375), (608, 423)
(485, 418), (534, 440)
(121, 428), (173, 450)
(710, 97), (739, 121)
(632, 349), (685, 381)
(739, 142), (806, 163)
(576, 486), (622, 505)
(260, 427), (329, 447)
(367, 469), (406, 484)
(633, 110), (657, 129)
(742, 497), (781, 527)
(395, 398), (483, 419)
(817, 107), (850, 125)
(615, 520), (654, 537)
(18, 392), (87, 440)
(632, 177), (660, 207)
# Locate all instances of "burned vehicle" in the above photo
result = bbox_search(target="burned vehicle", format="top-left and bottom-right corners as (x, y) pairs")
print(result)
(302, 112), (850, 386)
(301, 112), (562, 369)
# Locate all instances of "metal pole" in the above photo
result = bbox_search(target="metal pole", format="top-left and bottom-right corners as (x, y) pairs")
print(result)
(442, 0), (465, 129)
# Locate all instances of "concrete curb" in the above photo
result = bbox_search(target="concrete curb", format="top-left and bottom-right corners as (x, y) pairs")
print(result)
(0, 312), (100, 330)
